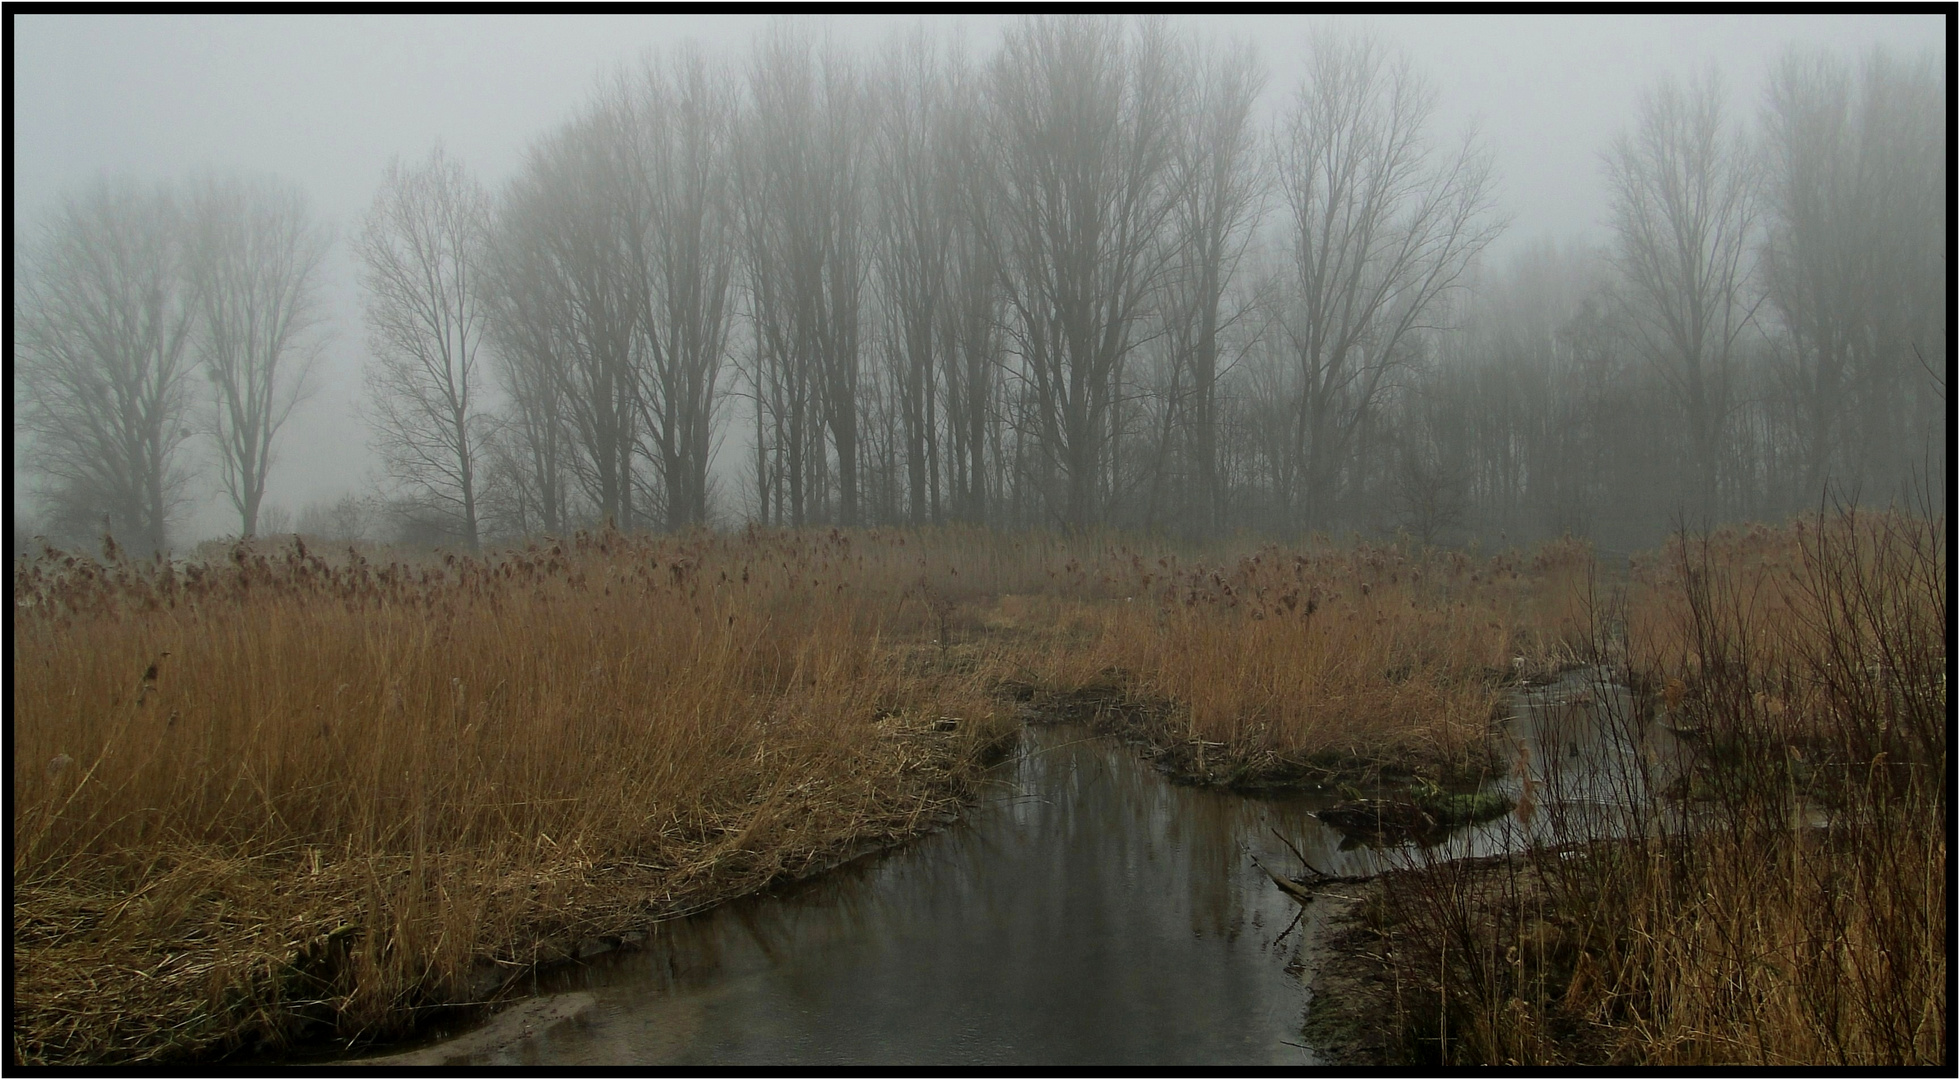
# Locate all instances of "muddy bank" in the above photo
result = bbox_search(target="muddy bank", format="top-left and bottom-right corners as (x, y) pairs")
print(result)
(350, 993), (600, 1067)
(1298, 887), (1395, 1066)
(1001, 674), (1508, 795)
(19, 718), (1016, 1069)
(1296, 862), (1537, 1067)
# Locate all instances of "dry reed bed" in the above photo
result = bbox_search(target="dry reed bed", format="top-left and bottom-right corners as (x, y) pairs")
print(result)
(990, 536), (1596, 785)
(1344, 510), (1946, 1066)
(13, 525), (1594, 1064)
(12, 530), (1011, 1065)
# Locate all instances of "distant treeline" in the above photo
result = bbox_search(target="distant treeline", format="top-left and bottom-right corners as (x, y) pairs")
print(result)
(15, 18), (1946, 555)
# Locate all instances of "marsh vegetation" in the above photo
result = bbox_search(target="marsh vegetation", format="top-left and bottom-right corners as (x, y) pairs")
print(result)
(14, 507), (1942, 1065)
(1305, 507), (1945, 1067)
(11, 521), (1571, 1063)
(10, 13), (1946, 1070)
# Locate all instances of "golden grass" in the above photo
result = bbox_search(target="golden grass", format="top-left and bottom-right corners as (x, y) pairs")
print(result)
(1003, 537), (1595, 784)
(11, 524), (1598, 1064)
(12, 530), (1011, 1064)
(1362, 509), (1947, 1067)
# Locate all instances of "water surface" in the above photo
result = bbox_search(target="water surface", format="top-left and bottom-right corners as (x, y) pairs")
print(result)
(372, 671), (1645, 1067)
(409, 727), (1345, 1067)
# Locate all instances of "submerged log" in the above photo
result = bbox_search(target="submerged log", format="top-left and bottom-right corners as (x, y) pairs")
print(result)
(1251, 855), (1316, 905)
(1256, 831), (1379, 894)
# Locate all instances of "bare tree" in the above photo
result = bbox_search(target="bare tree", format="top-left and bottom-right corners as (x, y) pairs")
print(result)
(1756, 46), (1946, 514)
(937, 52), (1004, 526)
(357, 146), (493, 550)
(16, 179), (200, 554)
(738, 27), (874, 526)
(488, 55), (738, 536)
(187, 174), (331, 538)
(483, 207), (576, 536)
(808, 47), (875, 528)
(1273, 29), (1504, 533)
(735, 30), (817, 526)
(873, 30), (959, 525)
(1160, 37), (1265, 532)
(296, 492), (378, 543)
(518, 110), (648, 531)
(1853, 48), (1946, 496)
(1415, 240), (1614, 541)
(985, 16), (1186, 528)
(1388, 378), (1473, 546)
(630, 48), (739, 531)
(492, 115), (639, 533)
(254, 503), (293, 535)
(1605, 68), (1760, 523)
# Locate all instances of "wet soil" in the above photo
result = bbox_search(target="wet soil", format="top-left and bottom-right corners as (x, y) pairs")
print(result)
(1297, 888), (1397, 1066)
(351, 993), (600, 1068)
(999, 673), (1504, 795)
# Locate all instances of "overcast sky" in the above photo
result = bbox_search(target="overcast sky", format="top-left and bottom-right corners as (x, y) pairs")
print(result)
(12, 13), (1945, 542)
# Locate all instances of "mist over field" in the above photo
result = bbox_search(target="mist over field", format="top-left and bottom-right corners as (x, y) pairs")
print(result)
(11, 13), (1946, 554)
(11, 16), (1949, 1066)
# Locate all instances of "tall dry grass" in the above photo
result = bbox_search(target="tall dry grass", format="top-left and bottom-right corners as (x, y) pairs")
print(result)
(1368, 508), (1947, 1066)
(12, 528), (1011, 1064)
(12, 523), (1600, 1064)
(1001, 537), (1596, 785)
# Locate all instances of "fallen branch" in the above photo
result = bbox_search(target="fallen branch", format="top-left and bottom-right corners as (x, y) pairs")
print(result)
(1269, 826), (1375, 884)
(1250, 854), (1316, 905)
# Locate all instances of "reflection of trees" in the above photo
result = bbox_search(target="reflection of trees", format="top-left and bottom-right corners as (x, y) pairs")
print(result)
(551, 727), (1326, 1060)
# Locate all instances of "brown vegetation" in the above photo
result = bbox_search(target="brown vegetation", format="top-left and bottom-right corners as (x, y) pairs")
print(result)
(1341, 509), (1946, 1066)
(12, 528), (1011, 1064)
(1001, 536), (1595, 787)
(9, 523), (1635, 1065)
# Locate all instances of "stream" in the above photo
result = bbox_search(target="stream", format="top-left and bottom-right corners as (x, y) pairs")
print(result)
(358, 668), (1645, 1068)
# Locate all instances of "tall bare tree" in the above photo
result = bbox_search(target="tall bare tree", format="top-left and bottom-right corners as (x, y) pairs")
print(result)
(810, 48), (875, 528)
(512, 110), (647, 532)
(986, 16), (1186, 528)
(358, 146), (493, 550)
(739, 27), (874, 526)
(1160, 37), (1265, 531)
(16, 179), (200, 554)
(737, 28), (819, 526)
(483, 195), (576, 536)
(1273, 29), (1503, 532)
(1605, 69), (1760, 523)
(490, 54), (737, 535)
(1846, 47), (1944, 495)
(937, 53), (1004, 526)
(629, 48), (739, 530)
(873, 30), (960, 525)
(187, 174), (331, 538)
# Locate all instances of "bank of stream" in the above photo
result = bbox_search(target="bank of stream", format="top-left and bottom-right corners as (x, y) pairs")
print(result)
(353, 668), (1649, 1068)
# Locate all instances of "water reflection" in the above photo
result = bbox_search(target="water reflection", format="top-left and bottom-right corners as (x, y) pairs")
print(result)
(1315, 667), (1671, 874)
(380, 670), (1654, 1067)
(425, 728), (1333, 1067)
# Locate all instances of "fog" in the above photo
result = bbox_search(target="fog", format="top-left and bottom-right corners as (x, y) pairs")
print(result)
(11, 14), (1946, 553)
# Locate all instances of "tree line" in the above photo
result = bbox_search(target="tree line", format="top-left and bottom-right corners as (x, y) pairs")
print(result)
(16, 175), (330, 553)
(15, 19), (1946, 555)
